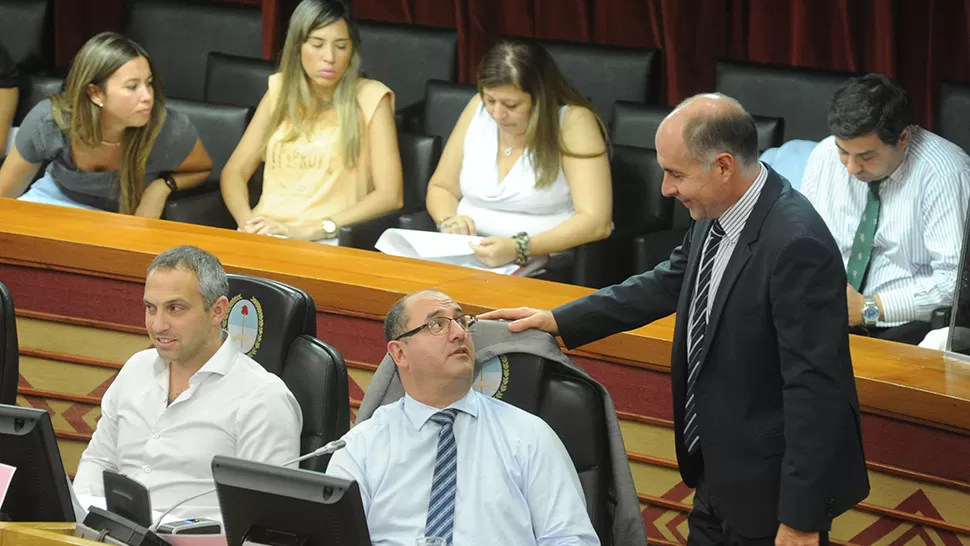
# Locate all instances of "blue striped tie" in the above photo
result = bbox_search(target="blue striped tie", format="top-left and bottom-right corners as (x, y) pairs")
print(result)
(684, 220), (725, 455)
(425, 409), (459, 544)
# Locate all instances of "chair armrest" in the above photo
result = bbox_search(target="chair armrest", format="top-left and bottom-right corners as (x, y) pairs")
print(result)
(398, 210), (436, 231)
(162, 187), (236, 229)
(931, 306), (952, 330)
(337, 209), (406, 250)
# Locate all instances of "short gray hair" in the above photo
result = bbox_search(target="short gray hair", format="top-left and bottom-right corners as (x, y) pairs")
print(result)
(147, 246), (229, 310)
(675, 93), (760, 171)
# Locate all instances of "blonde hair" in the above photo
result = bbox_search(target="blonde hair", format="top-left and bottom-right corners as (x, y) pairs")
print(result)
(477, 39), (607, 189)
(50, 32), (165, 214)
(268, 0), (363, 166)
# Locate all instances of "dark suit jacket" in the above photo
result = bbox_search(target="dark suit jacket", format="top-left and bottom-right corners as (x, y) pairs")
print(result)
(554, 167), (869, 536)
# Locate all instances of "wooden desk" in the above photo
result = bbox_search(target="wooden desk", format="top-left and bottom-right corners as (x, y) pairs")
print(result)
(1, 200), (968, 542)
(0, 523), (99, 546)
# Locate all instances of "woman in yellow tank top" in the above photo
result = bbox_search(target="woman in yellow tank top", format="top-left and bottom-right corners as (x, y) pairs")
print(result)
(221, 0), (403, 242)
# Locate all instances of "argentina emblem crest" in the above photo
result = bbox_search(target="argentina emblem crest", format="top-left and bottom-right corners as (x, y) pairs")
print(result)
(224, 295), (264, 357)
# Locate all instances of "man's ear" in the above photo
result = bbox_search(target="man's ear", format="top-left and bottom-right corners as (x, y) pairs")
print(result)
(387, 340), (408, 371)
(210, 295), (230, 326)
(715, 152), (736, 180)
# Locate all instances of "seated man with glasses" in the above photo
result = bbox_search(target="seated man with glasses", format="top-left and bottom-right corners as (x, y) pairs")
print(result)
(326, 289), (599, 546)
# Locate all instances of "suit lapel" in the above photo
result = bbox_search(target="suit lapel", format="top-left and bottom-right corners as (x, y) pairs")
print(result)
(697, 169), (784, 368)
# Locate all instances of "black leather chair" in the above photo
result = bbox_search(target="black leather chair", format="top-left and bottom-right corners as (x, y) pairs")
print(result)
(715, 59), (859, 142)
(634, 199), (690, 274)
(162, 98), (252, 228)
(224, 274), (349, 472)
(534, 38), (660, 121)
(611, 101), (785, 152)
(204, 52), (277, 109)
(338, 131), (443, 250)
(0, 281), (18, 405)
(0, 0), (53, 73)
(937, 82), (970, 155)
(357, 20), (458, 121)
(421, 80), (477, 144)
(123, 0), (262, 101)
(13, 73), (61, 125)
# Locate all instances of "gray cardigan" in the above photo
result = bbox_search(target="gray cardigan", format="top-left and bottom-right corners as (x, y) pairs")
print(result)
(357, 320), (648, 546)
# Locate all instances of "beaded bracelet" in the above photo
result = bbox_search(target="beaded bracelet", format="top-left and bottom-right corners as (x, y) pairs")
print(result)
(437, 216), (454, 231)
(513, 232), (530, 266)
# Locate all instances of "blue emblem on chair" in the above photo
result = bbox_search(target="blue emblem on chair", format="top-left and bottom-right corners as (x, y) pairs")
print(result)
(224, 295), (264, 356)
(472, 355), (510, 398)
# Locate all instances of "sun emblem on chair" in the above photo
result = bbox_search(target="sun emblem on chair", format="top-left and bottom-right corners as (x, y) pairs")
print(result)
(223, 295), (264, 356)
(473, 355), (510, 398)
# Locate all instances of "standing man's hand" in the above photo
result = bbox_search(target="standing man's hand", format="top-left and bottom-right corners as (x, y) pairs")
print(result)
(477, 307), (560, 335)
(846, 284), (864, 326)
(776, 524), (819, 546)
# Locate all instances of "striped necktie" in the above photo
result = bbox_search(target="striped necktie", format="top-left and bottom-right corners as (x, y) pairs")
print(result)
(684, 220), (725, 455)
(425, 409), (459, 544)
(846, 180), (884, 292)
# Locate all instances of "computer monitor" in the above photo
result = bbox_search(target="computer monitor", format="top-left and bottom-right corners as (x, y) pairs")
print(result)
(212, 455), (371, 546)
(0, 404), (74, 521)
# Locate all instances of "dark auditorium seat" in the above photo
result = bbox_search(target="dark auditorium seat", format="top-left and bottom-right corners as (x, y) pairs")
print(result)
(339, 132), (442, 250)
(715, 59), (859, 141)
(204, 52), (277, 109)
(14, 74), (62, 125)
(357, 21), (458, 116)
(0, 0), (53, 73)
(634, 199), (691, 274)
(937, 82), (970, 155)
(611, 101), (785, 152)
(225, 274), (349, 472)
(421, 80), (477, 144)
(162, 98), (252, 228)
(0, 281), (18, 405)
(535, 38), (660, 121)
(123, 0), (262, 101)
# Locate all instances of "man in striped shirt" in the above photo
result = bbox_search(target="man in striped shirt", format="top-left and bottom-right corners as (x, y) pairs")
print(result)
(801, 74), (970, 345)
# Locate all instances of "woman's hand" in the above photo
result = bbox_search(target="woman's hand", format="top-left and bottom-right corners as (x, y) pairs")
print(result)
(242, 216), (290, 237)
(440, 214), (477, 235)
(133, 179), (171, 219)
(471, 236), (517, 267)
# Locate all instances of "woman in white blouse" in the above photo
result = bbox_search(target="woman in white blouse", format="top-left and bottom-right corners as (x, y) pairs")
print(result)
(425, 39), (613, 268)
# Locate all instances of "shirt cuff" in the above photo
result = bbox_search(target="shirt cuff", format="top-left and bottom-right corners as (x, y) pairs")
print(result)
(877, 287), (919, 325)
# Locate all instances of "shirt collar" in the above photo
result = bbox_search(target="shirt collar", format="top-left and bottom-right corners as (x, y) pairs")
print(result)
(152, 331), (237, 383)
(716, 162), (768, 243)
(402, 388), (481, 431)
(883, 126), (916, 186)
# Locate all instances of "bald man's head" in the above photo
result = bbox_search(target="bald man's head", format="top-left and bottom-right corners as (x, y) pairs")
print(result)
(657, 93), (759, 172)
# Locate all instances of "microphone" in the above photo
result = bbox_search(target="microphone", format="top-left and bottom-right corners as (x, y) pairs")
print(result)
(148, 439), (348, 532)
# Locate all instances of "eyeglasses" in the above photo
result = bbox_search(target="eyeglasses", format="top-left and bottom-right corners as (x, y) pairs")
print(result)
(393, 314), (478, 341)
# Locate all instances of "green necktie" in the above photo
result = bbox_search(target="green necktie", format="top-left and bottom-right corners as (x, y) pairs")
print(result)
(846, 180), (883, 291)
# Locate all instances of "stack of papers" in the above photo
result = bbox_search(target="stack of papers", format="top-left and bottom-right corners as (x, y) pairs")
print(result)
(375, 229), (546, 276)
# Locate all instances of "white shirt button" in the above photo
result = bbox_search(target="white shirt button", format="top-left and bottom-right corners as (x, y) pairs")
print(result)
(143, 466), (152, 474)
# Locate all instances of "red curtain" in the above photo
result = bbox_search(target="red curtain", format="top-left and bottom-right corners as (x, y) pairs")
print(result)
(350, 0), (970, 129)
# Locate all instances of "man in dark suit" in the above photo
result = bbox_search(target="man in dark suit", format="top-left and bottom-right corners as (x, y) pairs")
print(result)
(481, 94), (869, 545)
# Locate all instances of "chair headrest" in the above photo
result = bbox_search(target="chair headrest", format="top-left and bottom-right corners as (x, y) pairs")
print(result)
(204, 52), (277, 109)
(938, 82), (970, 155)
(422, 80), (477, 143)
(0, 0), (52, 72)
(166, 98), (252, 185)
(224, 274), (316, 376)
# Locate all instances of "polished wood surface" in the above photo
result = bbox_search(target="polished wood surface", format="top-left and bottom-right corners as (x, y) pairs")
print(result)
(0, 523), (99, 546)
(1, 199), (968, 433)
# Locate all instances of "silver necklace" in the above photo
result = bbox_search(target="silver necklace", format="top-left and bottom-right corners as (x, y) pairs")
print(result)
(100, 140), (121, 147)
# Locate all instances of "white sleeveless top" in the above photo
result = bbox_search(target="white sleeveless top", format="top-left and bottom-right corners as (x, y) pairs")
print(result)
(456, 103), (575, 237)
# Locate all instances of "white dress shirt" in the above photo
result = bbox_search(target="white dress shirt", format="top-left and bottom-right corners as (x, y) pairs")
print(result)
(688, 163), (768, 349)
(800, 128), (970, 325)
(73, 335), (303, 521)
(326, 389), (599, 546)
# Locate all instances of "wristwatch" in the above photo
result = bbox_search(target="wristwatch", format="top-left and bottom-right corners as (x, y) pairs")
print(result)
(862, 296), (880, 326)
(320, 218), (338, 239)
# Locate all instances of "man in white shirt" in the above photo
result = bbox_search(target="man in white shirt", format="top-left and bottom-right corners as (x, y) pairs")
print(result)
(326, 290), (599, 546)
(73, 245), (303, 520)
(801, 73), (970, 345)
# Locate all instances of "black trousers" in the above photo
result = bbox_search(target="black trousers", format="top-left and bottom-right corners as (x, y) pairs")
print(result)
(687, 473), (829, 546)
(850, 320), (932, 345)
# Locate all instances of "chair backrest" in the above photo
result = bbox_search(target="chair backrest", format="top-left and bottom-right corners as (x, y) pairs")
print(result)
(421, 80), (477, 144)
(715, 59), (858, 141)
(0, 281), (18, 405)
(357, 21), (458, 113)
(204, 52), (277, 109)
(535, 38), (660, 121)
(610, 145), (669, 236)
(282, 335), (349, 472)
(166, 98), (252, 187)
(611, 101), (785, 152)
(0, 0), (53, 72)
(14, 74), (62, 125)
(480, 352), (612, 544)
(124, 0), (262, 100)
(938, 82), (970, 155)
(398, 132), (442, 210)
(224, 274), (316, 376)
